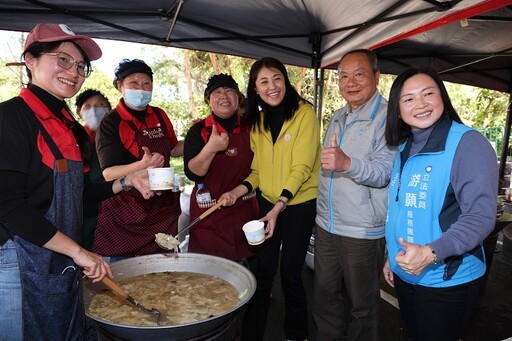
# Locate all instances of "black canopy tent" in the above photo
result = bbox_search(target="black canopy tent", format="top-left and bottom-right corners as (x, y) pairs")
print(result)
(0, 1), (497, 66)
(1, 0), (511, 183)
(0, 0), (508, 85)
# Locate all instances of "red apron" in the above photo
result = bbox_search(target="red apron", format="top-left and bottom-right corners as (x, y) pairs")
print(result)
(188, 114), (258, 261)
(93, 108), (181, 256)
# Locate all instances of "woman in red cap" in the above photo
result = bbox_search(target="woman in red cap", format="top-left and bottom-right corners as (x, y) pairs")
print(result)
(0, 23), (153, 340)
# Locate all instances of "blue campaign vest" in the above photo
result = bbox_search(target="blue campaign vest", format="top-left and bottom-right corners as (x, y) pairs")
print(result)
(386, 120), (485, 287)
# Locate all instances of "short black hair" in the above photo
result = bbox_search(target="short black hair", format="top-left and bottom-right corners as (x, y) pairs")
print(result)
(113, 59), (153, 89)
(75, 89), (111, 111)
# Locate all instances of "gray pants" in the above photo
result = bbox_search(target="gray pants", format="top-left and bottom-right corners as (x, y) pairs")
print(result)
(312, 226), (385, 341)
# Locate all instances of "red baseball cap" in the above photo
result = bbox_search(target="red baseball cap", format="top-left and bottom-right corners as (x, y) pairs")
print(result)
(24, 23), (102, 61)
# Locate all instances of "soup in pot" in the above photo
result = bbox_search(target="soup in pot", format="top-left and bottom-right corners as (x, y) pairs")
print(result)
(88, 272), (240, 326)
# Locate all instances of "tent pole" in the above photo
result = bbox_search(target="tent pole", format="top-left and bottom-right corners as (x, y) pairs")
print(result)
(498, 93), (512, 193)
(313, 66), (324, 122)
(164, 0), (185, 42)
(316, 68), (325, 124)
(310, 32), (323, 123)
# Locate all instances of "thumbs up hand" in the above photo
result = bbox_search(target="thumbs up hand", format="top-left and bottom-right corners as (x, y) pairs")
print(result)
(394, 237), (436, 276)
(321, 133), (351, 172)
(329, 133), (338, 148)
(141, 146), (164, 168)
(205, 124), (229, 153)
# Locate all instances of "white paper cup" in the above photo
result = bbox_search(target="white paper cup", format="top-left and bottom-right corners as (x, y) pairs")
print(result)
(147, 167), (174, 190)
(242, 220), (265, 245)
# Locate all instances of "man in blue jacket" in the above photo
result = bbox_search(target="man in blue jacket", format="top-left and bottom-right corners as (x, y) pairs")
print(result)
(313, 49), (398, 341)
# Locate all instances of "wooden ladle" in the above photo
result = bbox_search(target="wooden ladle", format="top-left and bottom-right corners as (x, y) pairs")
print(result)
(101, 276), (165, 325)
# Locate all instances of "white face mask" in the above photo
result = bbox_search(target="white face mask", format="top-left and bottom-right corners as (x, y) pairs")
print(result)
(81, 107), (109, 130)
(124, 89), (152, 110)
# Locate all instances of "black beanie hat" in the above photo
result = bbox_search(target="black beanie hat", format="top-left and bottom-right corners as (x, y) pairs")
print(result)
(75, 89), (111, 111)
(113, 59), (153, 88)
(204, 73), (239, 99)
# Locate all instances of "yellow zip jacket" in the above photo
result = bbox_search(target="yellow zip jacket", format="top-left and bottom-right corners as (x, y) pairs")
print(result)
(245, 101), (321, 205)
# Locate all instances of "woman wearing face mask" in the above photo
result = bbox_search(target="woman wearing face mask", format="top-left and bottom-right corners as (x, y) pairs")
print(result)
(94, 59), (184, 260)
(75, 89), (112, 250)
(76, 89), (111, 134)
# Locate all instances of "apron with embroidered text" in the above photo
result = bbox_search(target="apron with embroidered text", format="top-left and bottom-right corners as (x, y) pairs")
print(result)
(93, 108), (180, 256)
(188, 116), (258, 261)
(14, 90), (85, 340)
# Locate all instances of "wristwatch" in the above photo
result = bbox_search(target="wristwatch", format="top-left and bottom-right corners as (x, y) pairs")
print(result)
(119, 176), (132, 192)
(276, 199), (287, 212)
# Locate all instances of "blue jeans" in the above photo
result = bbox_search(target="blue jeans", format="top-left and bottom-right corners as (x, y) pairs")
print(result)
(0, 239), (22, 341)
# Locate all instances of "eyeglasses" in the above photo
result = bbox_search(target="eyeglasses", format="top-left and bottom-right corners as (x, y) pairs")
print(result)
(44, 52), (92, 78)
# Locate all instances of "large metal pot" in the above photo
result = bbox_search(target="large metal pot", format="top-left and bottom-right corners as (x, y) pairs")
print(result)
(82, 253), (256, 340)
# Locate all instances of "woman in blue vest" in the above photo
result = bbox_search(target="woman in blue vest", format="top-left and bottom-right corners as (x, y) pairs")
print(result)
(383, 67), (498, 340)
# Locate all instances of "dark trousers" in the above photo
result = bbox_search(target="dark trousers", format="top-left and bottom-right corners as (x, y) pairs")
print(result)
(312, 226), (385, 341)
(241, 195), (315, 341)
(394, 275), (482, 341)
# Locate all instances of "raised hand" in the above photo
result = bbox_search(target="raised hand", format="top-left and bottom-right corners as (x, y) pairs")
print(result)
(205, 124), (229, 153)
(321, 133), (351, 171)
(141, 146), (165, 168)
(395, 237), (434, 276)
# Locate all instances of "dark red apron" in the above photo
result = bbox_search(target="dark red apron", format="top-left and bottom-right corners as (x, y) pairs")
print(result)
(188, 114), (258, 261)
(93, 108), (181, 256)
(14, 90), (85, 340)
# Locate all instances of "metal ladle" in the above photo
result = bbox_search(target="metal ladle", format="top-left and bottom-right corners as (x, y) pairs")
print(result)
(156, 199), (226, 251)
(101, 276), (165, 325)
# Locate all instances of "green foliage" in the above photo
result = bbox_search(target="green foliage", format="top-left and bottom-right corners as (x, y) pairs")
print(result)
(170, 156), (185, 176)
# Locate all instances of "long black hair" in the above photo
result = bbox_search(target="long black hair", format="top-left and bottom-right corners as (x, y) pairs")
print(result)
(245, 57), (308, 132)
(385, 66), (462, 146)
(23, 41), (93, 165)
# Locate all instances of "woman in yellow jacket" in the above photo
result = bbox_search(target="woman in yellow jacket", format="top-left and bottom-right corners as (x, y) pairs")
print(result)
(220, 57), (320, 341)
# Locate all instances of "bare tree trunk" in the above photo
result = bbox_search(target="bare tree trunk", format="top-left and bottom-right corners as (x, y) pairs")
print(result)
(209, 52), (220, 74)
(295, 67), (308, 94)
(184, 50), (198, 119)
